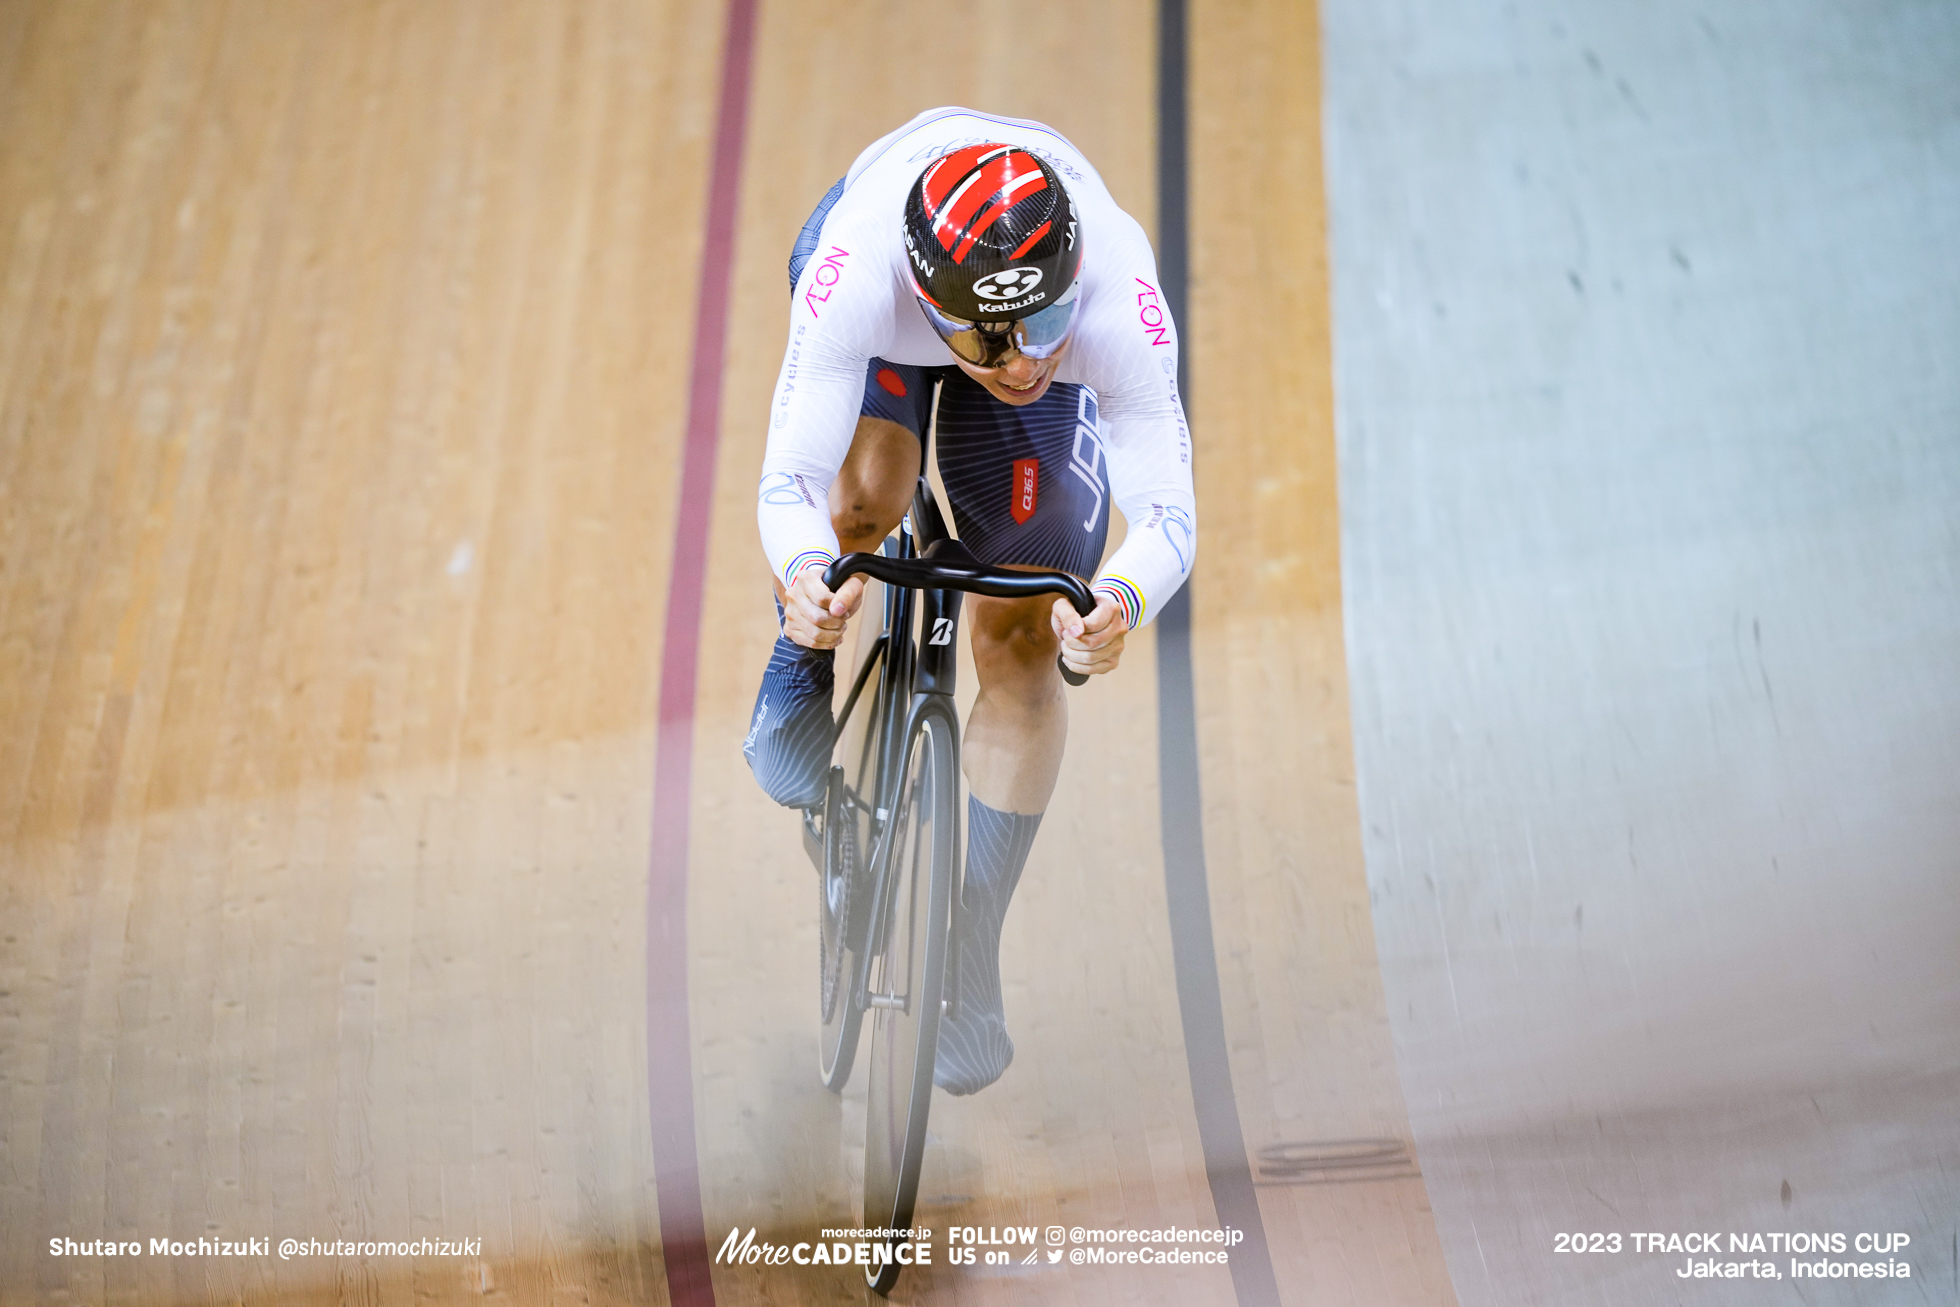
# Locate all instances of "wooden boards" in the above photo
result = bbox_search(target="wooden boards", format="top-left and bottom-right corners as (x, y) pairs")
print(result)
(0, 1), (1454, 1302)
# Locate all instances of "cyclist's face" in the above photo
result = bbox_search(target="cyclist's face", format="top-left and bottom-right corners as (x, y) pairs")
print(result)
(953, 337), (1068, 407)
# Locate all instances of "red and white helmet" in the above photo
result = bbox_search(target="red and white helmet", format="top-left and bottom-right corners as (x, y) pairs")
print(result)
(903, 144), (1082, 365)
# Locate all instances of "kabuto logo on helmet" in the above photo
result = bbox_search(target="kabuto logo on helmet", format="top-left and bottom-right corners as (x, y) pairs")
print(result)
(973, 267), (1043, 302)
(903, 143), (1081, 324)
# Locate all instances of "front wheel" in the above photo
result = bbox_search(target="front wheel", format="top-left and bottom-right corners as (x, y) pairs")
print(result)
(860, 702), (959, 1297)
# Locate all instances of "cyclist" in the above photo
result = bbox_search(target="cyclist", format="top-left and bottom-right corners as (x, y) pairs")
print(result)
(746, 108), (1195, 1095)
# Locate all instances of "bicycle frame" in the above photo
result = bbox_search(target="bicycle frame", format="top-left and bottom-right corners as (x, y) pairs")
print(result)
(813, 441), (1099, 1296)
(840, 478), (966, 1022)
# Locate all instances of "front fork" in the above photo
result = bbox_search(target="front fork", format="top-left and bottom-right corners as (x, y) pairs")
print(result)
(831, 518), (972, 1024)
(915, 586), (967, 1023)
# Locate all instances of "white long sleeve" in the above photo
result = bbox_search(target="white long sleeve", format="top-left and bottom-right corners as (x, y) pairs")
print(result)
(757, 109), (1195, 623)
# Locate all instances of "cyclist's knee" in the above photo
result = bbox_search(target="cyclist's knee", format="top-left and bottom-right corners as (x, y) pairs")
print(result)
(968, 595), (1061, 698)
(744, 641), (836, 809)
(745, 705), (831, 807)
(829, 416), (918, 551)
(750, 746), (828, 808)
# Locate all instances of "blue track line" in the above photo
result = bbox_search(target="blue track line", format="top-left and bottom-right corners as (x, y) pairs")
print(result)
(1154, 2), (1282, 1303)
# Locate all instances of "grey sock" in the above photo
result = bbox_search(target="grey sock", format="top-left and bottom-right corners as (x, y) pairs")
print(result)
(934, 797), (1042, 1096)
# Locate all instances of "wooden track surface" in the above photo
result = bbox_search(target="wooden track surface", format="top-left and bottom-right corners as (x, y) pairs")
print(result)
(0, 2), (1454, 1303)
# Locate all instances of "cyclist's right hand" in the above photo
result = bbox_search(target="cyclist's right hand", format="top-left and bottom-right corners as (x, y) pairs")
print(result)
(783, 566), (865, 650)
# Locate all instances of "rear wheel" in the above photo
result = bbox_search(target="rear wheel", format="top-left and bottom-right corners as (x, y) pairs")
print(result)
(816, 770), (859, 1078)
(818, 638), (886, 1091)
(860, 703), (958, 1296)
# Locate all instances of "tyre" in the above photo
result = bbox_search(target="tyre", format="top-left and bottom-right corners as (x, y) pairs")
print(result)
(817, 769), (865, 1089)
(860, 702), (958, 1296)
(818, 633), (886, 1091)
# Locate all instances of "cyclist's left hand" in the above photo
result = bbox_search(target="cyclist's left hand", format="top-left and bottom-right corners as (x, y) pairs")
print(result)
(1052, 595), (1128, 677)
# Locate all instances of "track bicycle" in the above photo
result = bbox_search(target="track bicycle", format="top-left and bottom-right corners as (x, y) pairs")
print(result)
(801, 464), (1092, 1297)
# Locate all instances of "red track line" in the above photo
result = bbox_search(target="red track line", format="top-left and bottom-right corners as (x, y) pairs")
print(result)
(647, 2), (756, 1304)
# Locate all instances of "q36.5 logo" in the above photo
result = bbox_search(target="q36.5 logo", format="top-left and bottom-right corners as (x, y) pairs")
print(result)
(972, 267), (1043, 301)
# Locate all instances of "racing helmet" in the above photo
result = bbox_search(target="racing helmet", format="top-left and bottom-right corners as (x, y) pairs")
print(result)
(902, 144), (1083, 367)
